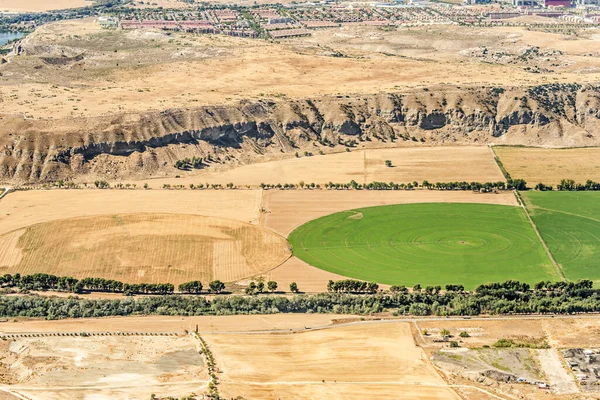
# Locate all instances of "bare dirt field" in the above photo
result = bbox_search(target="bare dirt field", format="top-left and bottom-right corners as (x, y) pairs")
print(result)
(0, 335), (207, 400)
(494, 146), (600, 185)
(0, 213), (290, 285)
(204, 322), (459, 400)
(3, 19), (600, 120)
(0, 314), (347, 334)
(0, 0), (91, 12)
(139, 146), (505, 188)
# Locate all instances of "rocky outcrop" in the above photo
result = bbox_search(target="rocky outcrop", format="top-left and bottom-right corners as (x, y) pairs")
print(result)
(1, 83), (600, 184)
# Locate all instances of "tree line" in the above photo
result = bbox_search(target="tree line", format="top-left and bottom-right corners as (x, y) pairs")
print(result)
(0, 279), (598, 320)
(535, 179), (600, 191)
(0, 273), (227, 296)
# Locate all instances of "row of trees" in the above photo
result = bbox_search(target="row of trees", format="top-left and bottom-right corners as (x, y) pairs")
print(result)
(556, 179), (600, 191)
(0, 273), (228, 296)
(318, 179), (527, 191)
(327, 279), (379, 294)
(0, 279), (598, 319)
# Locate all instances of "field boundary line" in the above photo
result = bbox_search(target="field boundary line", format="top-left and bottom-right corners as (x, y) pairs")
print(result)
(515, 191), (565, 281)
(489, 145), (510, 181)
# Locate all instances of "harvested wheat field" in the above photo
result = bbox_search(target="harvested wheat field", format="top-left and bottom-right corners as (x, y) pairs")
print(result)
(204, 322), (459, 400)
(0, 190), (261, 235)
(0, 213), (290, 285)
(0, 335), (207, 400)
(142, 146), (504, 189)
(494, 146), (600, 186)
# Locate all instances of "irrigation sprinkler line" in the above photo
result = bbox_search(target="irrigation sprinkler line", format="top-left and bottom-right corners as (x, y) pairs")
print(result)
(514, 190), (566, 281)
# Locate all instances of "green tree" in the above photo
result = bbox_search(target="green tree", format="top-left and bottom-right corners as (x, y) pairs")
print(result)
(385, 160), (392, 167)
(440, 329), (451, 337)
(267, 281), (278, 293)
(289, 282), (299, 293)
(459, 331), (470, 338)
(209, 280), (225, 294)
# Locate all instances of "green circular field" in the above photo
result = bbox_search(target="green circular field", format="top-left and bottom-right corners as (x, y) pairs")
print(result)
(288, 203), (560, 289)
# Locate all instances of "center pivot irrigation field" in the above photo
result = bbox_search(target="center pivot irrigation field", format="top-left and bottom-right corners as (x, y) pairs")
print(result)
(523, 191), (600, 286)
(289, 203), (559, 289)
(0, 213), (290, 285)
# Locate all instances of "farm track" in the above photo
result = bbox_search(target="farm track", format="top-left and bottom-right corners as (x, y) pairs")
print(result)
(516, 191), (566, 281)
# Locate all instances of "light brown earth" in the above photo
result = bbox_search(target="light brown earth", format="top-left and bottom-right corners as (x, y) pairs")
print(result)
(204, 322), (460, 400)
(137, 146), (505, 188)
(0, 190), (261, 236)
(0, 213), (290, 285)
(416, 317), (600, 349)
(0, 335), (208, 400)
(0, 314), (346, 334)
(494, 146), (600, 186)
(4, 18), (600, 121)
(0, 0), (91, 12)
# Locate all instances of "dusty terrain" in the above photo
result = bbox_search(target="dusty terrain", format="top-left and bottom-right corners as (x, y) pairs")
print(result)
(136, 146), (505, 188)
(0, 335), (207, 400)
(0, 315), (597, 399)
(494, 146), (600, 185)
(0, 0), (92, 12)
(2, 19), (600, 183)
(0, 213), (290, 285)
(204, 322), (459, 400)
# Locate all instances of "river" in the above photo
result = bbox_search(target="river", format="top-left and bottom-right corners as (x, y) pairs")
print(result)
(0, 31), (24, 46)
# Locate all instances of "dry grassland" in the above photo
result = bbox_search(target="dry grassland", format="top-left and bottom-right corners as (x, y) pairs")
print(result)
(494, 146), (600, 185)
(0, 335), (207, 400)
(4, 19), (600, 120)
(142, 146), (505, 189)
(205, 322), (459, 400)
(0, 213), (290, 285)
(0, 0), (91, 12)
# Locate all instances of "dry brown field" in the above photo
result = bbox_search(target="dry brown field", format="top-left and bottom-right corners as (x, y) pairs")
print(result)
(204, 322), (459, 400)
(0, 213), (290, 285)
(494, 146), (600, 186)
(4, 19), (600, 120)
(0, 0), (91, 12)
(139, 146), (505, 189)
(0, 190), (261, 236)
(0, 335), (207, 400)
